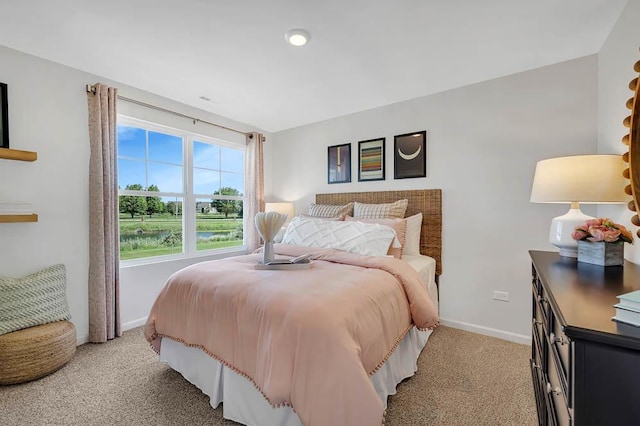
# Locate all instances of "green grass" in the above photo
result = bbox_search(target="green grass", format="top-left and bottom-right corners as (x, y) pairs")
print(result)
(119, 240), (243, 260)
(119, 213), (243, 261)
(119, 213), (242, 234)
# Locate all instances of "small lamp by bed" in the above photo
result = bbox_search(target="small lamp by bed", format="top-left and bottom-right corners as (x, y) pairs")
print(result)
(265, 202), (295, 221)
(265, 202), (295, 243)
(530, 154), (627, 257)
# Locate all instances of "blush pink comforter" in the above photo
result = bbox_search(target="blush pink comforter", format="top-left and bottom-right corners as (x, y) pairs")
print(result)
(144, 244), (438, 426)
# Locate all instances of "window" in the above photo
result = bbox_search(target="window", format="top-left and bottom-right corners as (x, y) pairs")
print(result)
(117, 117), (245, 262)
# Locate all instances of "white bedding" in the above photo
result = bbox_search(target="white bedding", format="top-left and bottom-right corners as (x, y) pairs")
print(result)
(159, 254), (438, 426)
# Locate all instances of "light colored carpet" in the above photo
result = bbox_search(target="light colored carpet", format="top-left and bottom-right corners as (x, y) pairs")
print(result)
(0, 326), (536, 425)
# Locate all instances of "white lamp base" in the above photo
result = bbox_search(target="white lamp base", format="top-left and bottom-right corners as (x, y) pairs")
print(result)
(549, 204), (594, 257)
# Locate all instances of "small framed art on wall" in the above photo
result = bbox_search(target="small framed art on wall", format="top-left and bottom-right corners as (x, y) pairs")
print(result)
(327, 143), (351, 184)
(0, 83), (9, 149)
(358, 138), (385, 182)
(394, 131), (426, 179)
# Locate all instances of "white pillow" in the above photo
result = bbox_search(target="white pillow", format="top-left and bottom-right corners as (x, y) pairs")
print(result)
(403, 213), (423, 256)
(282, 217), (400, 257)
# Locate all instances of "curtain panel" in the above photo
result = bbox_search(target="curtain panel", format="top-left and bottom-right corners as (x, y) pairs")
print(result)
(245, 132), (265, 253)
(87, 83), (121, 342)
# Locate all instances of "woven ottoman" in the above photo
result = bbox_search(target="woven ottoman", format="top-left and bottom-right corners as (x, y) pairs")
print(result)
(0, 320), (76, 385)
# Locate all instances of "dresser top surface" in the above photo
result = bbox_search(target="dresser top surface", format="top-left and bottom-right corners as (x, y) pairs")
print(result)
(530, 250), (640, 345)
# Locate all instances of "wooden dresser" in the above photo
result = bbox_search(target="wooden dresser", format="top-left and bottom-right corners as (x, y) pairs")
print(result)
(530, 250), (640, 426)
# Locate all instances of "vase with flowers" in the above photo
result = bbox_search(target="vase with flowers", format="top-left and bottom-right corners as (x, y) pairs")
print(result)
(571, 218), (634, 266)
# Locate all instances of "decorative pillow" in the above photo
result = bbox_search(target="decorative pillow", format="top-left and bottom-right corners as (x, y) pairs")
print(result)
(345, 216), (406, 259)
(297, 214), (345, 221)
(0, 264), (71, 336)
(282, 217), (400, 257)
(403, 213), (423, 256)
(353, 199), (408, 219)
(307, 202), (354, 218)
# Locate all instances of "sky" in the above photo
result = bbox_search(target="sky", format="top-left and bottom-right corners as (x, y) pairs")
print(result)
(117, 124), (244, 196)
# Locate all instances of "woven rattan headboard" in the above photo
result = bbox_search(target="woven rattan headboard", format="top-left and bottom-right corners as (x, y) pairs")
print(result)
(316, 189), (442, 276)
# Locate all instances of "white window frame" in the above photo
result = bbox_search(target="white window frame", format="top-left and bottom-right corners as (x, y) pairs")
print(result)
(118, 115), (246, 267)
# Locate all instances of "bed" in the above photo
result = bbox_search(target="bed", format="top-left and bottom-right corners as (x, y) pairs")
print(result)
(144, 189), (442, 426)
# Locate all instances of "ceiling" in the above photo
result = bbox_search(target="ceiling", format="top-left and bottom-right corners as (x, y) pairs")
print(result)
(0, 0), (628, 132)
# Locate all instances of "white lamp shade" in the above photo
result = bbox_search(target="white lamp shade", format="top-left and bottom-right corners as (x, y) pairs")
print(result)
(264, 202), (295, 221)
(530, 155), (628, 204)
(530, 154), (628, 257)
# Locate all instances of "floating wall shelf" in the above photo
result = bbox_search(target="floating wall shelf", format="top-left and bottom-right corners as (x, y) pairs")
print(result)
(0, 148), (38, 162)
(0, 214), (38, 223)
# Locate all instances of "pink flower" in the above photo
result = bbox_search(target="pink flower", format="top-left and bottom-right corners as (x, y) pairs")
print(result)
(571, 229), (589, 241)
(572, 218), (634, 244)
(585, 218), (603, 228)
(587, 226), (607, 242)
(617, 224), (634, 243)
(602, 229), (621, 243)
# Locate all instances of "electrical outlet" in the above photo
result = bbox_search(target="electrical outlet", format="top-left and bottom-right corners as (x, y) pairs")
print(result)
(493, 291), (509, 302)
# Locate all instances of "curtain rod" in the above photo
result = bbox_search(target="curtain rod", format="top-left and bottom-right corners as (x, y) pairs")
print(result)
(86, 84), (253, 138)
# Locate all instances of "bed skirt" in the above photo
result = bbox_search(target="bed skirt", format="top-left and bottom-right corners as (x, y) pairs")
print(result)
(160, 327), (432, 426)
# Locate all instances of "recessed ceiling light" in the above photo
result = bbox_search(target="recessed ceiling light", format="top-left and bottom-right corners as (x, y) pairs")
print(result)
(285, 29), (311, 47)
(199, 96), (211, 101)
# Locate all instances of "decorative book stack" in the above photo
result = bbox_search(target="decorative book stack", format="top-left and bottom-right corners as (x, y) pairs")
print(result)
(612, 289), (640, 327)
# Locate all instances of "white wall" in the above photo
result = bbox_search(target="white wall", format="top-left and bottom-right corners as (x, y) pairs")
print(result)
(597, 0), (640, 264)
(0, 45), (270, 344)
(268, 57), (598, 342)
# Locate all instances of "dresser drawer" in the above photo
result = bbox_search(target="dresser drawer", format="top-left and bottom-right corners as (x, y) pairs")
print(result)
(549, 309), (571, 400)
(546, 356), (571, 426)
(533, 280), (551, 333)
(530, 358), (546, 426)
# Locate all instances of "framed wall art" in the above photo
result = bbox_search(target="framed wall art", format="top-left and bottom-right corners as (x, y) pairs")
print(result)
(0, 83), (8, 149)
(358, 137), (385, 182)
(327, 143), (351, 184)
(394, 130), (426, 179)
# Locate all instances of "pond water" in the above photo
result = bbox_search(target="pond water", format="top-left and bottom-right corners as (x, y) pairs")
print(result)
(120, 231), (232, 241)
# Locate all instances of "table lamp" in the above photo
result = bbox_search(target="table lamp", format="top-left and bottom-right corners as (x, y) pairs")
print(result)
(530, 154), (627, 257)
(264, 202), (295, 221)
(265, 202), (295, 242)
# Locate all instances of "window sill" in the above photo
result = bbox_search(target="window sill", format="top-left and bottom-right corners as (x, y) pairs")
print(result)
(119, 246), (247, 269)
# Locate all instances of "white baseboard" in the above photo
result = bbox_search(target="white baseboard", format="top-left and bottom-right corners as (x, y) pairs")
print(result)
(75, 317), (147, 346)
(122, 317), (147, 331)
(76, 334), (89, 346)
(439, 318), (531, 345)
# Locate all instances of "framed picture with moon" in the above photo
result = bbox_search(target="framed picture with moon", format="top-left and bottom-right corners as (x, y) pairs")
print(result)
(327, 143), (351, 184)
(394, 131), (426, 179)
(358, 137), (385, 181)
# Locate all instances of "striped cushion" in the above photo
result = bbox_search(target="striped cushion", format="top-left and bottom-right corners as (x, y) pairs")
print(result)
(353, 199), (408, 219)
(297, 214), (345, 221)
(307, 202), (354, 218)
(0, 264), (71, 336)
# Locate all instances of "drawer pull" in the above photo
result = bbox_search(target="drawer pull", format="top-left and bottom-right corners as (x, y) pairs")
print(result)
(550, 332), (569, 345)
(546, 382), (562, 396)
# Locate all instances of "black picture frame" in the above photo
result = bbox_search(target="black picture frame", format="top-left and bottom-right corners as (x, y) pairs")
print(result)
(358, 137), (385, 182)
(0, 83), (8, 149)
(327, 143), (351, 184)
(394, 131), (426, 179)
